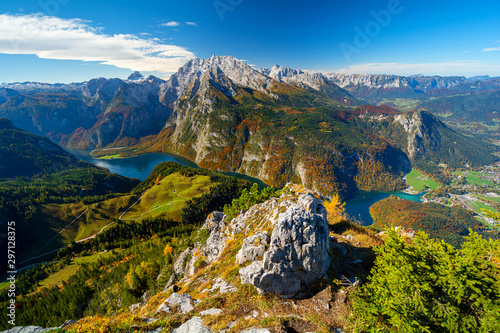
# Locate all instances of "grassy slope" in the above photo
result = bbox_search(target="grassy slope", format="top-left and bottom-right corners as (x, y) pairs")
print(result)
(21, 172), (216, 263)
(37, 251), (117, 290)
(121, 172), (214, 221)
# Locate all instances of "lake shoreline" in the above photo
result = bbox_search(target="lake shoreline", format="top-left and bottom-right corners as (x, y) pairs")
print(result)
(344, 190), (424, 226)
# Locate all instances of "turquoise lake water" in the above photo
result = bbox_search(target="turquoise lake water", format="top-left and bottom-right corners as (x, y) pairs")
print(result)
(344, 190), (424, 226)
(67, 150), (196, 181)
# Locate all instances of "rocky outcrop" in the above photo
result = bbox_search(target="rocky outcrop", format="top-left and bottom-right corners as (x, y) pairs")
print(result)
(174, 248), (193, 276)
(239, 193), (330, 298)
(236, 231), (270, 264)
(182, 192), (331, 299)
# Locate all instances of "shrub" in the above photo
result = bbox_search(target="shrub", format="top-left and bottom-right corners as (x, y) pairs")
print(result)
(350, 230), (500, 332)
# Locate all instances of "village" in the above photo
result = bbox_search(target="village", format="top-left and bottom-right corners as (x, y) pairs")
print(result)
(405, 165), (500, 228)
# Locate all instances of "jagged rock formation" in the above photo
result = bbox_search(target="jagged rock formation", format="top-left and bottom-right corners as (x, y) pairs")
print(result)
(181, 192), (330, 299)
(238, 193), (330, 298)
(322, 72), (500, 101)
(156, 292), (195, 314)
(261, 65), (360, 105)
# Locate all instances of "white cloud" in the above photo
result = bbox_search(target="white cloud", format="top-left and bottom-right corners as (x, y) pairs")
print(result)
(162, 21), (180, 27)
(185, 22), (198, 26)
(0, 14), (195, 74)
(483, 47), (500, 52)
(333, 60), (500, 76)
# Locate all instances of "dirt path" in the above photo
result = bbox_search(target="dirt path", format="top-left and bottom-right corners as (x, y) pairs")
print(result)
(76, 220), (116, 243)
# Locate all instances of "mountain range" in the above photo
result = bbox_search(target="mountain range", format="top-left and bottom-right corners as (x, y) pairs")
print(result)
(1, 55), (498, 196)
(324, 72), (500, 101)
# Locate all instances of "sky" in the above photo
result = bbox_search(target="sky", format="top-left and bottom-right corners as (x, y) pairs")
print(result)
(0, 0), (500, 83)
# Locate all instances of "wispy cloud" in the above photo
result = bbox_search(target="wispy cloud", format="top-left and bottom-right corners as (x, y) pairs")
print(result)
(334, 60), (500, 76)
(185, 22), (198, 26)
(483, 47), (500, 52)
(0, 14), (195, 74)
(162, 21), (180, 27)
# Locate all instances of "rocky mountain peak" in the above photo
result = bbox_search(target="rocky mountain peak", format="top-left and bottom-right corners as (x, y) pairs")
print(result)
(262, 64), (332, 91)
(159, 55), (277, 109)
(127, 71), (144, 81)
(393, 110), (443, 159)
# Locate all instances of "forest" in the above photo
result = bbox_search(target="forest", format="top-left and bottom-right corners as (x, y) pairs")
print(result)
(0, 176), (265, 330)
(370, 196), (499, 247)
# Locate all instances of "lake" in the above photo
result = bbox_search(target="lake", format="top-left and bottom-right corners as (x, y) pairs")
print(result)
(67, 150), (197, 181)
(344, 190), (424, 226)
(69, 149), (422, 224)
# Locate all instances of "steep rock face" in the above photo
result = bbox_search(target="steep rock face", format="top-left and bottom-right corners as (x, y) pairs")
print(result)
(183, 192), (330, 299)
(411, 75), (467, 91)
(323, 73), (419, 100)
(325, 73), (417, 90)
(160, 55), (276, 103)
(393, 111), (436, 159)
(354, 110), (499, 168)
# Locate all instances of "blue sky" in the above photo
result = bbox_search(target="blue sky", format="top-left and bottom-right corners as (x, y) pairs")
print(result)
(1, 0), (500, 83)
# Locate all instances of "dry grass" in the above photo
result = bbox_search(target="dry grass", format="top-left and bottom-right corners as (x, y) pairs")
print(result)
(65, 185), (382, 333)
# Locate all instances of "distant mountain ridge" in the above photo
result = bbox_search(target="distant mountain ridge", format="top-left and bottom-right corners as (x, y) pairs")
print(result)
(0, 56), (360, 150)
(321, 72), (500, 101)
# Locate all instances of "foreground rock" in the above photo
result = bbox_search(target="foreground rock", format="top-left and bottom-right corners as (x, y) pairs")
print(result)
(239, 193), (331, 298)
(156, 292), (194, 314)
(180, 191), (331, 299)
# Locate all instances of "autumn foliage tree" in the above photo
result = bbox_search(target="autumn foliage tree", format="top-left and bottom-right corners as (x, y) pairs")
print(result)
(324, 193), (346, 223)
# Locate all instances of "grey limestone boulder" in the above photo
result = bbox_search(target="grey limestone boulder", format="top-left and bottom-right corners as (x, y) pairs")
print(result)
(165, 292), (194, 314)
(172, 316), (213, 333)
(236, 231), (270, 264)
(239, 193), (330, 298)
